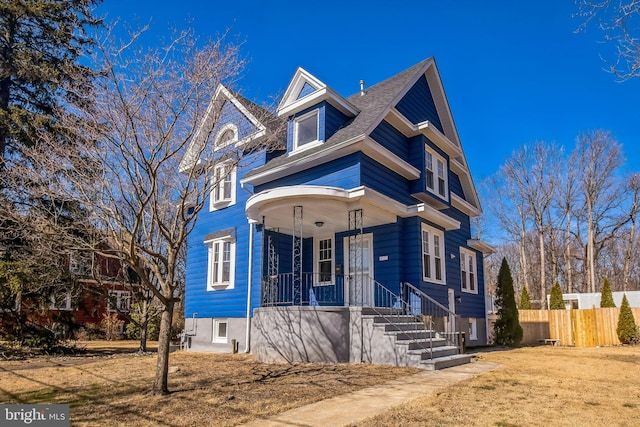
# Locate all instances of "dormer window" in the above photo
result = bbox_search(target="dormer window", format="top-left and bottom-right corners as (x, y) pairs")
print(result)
(293, 110), (319, 150)
(425, 147), (448, 200)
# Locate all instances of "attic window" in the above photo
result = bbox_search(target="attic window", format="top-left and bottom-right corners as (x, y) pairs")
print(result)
(215, 125), (238, 148)
(293, 110), (319, 150)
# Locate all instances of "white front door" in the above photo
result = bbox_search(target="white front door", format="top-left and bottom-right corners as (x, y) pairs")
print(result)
(344, 234), (374, 306)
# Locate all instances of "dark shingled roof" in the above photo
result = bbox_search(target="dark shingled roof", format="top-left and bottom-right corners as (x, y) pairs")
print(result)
(244, 58), (432, 179)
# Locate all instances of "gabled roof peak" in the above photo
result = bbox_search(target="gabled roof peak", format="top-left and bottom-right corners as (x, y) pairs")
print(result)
(277, 67), (359, 118)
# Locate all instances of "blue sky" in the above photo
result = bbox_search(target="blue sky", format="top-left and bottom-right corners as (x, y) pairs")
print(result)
(99, 0), (640, 181)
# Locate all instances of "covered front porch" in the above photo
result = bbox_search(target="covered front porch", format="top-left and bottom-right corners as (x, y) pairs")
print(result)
(246, 185), (459, 309)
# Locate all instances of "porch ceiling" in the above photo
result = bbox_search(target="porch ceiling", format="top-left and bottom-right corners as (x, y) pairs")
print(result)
(246, 186), (397, 237)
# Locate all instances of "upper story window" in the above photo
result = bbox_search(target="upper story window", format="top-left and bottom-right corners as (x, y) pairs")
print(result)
(460, 248), (477, 294)
(210, 161), (236, 211)
(108, 290), (131, 312)
(422, 223), (445, 285)
(207, 235), (235, 290)
(425, 147), (448, 200)
(293, 110), (319, 151)
(50, 292), (72, 311)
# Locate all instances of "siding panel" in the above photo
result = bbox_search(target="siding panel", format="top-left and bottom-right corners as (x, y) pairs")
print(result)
(395, 75), (444, 133)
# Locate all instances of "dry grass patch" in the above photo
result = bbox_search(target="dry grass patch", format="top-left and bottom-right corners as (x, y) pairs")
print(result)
(356, 346), (640, 427)
(0, 347), (417, 426)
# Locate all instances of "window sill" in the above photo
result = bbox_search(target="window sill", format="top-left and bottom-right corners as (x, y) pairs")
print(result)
(208, 283), (233, 291)
(210, 200), (235, 211)
(461, 288), (478, 295)
(423, 278), (446, 285)
(289, 140), (323, 156)
(426, 188), (449, 202)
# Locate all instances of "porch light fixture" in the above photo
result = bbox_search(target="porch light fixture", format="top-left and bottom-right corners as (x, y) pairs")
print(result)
(314, 221), (324, 228)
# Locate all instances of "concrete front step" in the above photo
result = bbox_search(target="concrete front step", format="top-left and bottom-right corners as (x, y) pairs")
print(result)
(388, 330), (440, 341)
(407, 345), (459, 360)
(379, 322), (428, 332)
(365, 315), (418, 324)
(420, 354), (473, 370)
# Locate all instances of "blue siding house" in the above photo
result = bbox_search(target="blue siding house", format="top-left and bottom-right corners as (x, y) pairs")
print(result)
(182, 59), (493, 369)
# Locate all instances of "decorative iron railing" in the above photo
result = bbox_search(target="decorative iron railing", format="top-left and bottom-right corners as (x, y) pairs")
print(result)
(400, 281), (464, 355)
(261, 273), (345, 307)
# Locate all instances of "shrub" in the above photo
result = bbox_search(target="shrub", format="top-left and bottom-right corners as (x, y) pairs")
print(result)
(100, 312), (124, 340)
(617, 294), (639, 345)
(549, 281), (564, 310)
(600, 278), (616, 308)
(519, 287), (531, 310)
(124, 304), (161, 341)
(494, 258), (523, 347)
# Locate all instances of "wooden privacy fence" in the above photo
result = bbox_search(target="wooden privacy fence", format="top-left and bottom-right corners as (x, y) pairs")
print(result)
(519, 308), (640, 347)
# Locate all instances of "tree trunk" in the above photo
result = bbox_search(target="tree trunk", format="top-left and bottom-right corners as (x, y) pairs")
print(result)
(139, 299), (149, 353)
(152, 298), (174, 395)
(565, 211), (573, 293)
(623, 215), (635, 292)
(587, 201), (596, 293)
(538, 228), (547, 309)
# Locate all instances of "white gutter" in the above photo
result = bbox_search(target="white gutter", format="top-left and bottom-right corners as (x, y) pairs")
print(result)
(243, 221), (254, 353)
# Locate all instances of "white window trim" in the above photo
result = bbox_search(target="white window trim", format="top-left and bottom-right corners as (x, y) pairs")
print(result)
(213, 319), (229, 343)
(210, 161), (237, 211)
(292, 109), (321, 153)
(421, 223), (446, 285)
(214, 123), (238, 149)
(108, 290), (131, 312)
(50, 292), (72, 311)
(468, 318), (478, 341)
(206, 235), (236, 291)
(460, 247), (478, 294)
(425, 146), (449, 201)
(313, 236), (335, 286)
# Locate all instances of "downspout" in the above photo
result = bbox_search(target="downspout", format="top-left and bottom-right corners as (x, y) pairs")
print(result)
(241, 181), (255, 353)
(243, 221), (254, 353)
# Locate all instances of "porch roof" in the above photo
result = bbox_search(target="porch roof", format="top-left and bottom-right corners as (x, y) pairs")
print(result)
(246, 185), (460, 237)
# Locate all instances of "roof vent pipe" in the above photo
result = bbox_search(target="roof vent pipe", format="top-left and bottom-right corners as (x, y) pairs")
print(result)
(360, 80), (365, 96)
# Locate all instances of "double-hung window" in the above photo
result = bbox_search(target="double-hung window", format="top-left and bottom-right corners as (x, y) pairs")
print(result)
(315, 237), (334, 285)
(425, 147), (448, 200)
(421, 223), (445, 284)
(207, 236), (235, 290)
(50, 292), (72, 311)
(293, 110), (319, 151)
(460, 248), (477, 293)
(108, 290), (131, 312)
(210, 162), (236, 210)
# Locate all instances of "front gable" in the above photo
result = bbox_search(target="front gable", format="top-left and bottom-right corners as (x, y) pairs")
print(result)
(395, 75), (444, 134)
(179, 85), (268, 172)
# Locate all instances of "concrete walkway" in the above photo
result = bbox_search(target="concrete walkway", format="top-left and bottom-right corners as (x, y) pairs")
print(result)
(240, 360), (500, 427)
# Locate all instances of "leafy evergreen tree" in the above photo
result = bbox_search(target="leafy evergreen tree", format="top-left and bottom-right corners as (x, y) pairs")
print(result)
(600, 277), (616, 308)
(519, 286), (532, 309)
(0, 0), (101, 169)
(617, 294), (638, 344)
(494, 258), (523, 347)
(549, 281), (565, 310)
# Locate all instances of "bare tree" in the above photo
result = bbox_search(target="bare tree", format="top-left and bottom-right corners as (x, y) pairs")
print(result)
(496, 142), (557, 308)
(577, 0), (640, 79)
(573, 130), (625, 292)
(13, 26), (281, 394)
(622, 174), (640, 290)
